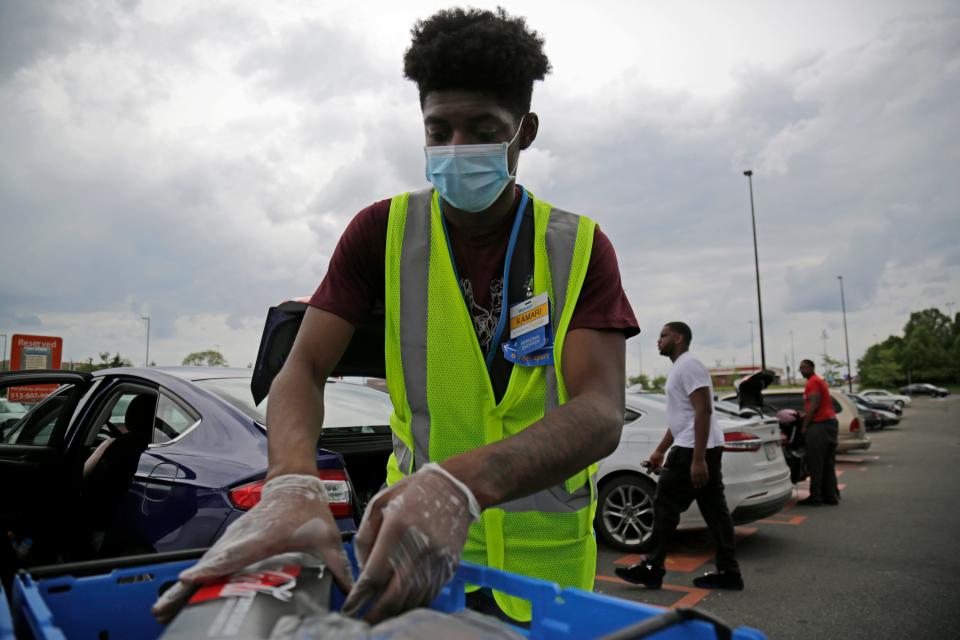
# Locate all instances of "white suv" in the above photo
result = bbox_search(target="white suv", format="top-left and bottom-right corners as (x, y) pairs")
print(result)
(595, 392), (793, 551)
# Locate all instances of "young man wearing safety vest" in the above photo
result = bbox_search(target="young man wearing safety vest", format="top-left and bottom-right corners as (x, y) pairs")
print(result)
(154, 7), (638, 625)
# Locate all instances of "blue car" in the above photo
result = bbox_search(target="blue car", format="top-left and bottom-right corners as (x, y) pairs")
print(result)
(0, 366), (392, 574)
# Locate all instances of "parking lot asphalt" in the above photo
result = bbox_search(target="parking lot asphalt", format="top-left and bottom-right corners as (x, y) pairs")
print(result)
(593, 396), (960, 639)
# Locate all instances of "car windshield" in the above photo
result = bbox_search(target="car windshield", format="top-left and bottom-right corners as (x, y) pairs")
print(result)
(194, 377), (393, 428)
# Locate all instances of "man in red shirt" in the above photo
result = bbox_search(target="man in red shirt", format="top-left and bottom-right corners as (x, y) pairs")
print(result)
(798, 359), (839, 506)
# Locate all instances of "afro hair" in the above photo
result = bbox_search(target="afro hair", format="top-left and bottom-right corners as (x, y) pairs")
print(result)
(403, 7), (551, 117)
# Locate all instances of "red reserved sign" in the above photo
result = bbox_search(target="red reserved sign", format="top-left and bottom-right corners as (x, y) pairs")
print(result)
(8, 334), (64, 403)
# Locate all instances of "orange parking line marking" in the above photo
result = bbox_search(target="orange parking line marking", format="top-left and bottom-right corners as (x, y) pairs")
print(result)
(665, 584), (713, 609)
(595, 575), (711, 609)
(616, 551), (727, 574)
(666, 553), (713, 572)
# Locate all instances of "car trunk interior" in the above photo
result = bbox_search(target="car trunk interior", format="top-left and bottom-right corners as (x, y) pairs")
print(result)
(318, 427), (391, 514)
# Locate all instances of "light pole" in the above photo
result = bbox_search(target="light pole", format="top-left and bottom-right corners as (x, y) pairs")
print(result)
(743, 170), (767, 370)
(789, 330), (796, 384)
(141, 316), (151, 367)
(838, 276), (853, 392)
(748, 319), (756, 369)
(1, 333), (6, 371)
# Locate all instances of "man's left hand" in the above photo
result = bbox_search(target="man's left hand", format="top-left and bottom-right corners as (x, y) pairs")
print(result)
(340, 463), (479, 623)
(690, 457), (709, 488)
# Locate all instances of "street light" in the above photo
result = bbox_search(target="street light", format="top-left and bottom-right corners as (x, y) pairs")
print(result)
(743, 170), (767, 370)
(1, 333), (6, 371)
(838, 276), (853, 392)
(789, 330), (796, 384)
(141, 316), (151, 367)
(748, 319), (756, 369)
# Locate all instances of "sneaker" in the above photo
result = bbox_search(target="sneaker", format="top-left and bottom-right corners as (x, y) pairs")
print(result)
(692, 571), (744, 590)
(796, 496), (822, 506)
(614, 563), (665, 589)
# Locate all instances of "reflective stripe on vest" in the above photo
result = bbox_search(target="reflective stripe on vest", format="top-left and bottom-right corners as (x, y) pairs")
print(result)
(398, 188), (433, 474)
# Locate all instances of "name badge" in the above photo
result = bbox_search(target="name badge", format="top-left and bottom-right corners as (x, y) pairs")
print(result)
(503, 293), (554, 366)
(509, 293), (549, 339)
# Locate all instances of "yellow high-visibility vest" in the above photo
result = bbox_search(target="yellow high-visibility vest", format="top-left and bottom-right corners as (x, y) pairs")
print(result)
(383, 188), (598, 622)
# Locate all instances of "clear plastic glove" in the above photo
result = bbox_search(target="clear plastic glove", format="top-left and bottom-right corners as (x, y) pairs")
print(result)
(151, 474), (353, 623)
(340, 463), (480, 623)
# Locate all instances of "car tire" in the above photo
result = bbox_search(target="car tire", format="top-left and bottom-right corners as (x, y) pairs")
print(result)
(596, 474), (657, 552)
(895, 400), (905, 409)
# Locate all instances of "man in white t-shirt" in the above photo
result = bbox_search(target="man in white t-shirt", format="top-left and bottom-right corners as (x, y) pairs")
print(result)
(616, 322), (744, 591)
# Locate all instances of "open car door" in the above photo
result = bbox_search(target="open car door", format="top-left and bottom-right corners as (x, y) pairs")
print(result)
(251, 299), (385, 404)
(0, 370), (93, 572)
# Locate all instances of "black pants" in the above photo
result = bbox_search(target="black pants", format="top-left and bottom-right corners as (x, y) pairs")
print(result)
(805, 419), (839, 502)
(647, 446), (739, 574)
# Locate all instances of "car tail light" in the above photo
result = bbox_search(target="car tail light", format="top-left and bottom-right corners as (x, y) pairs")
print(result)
(229, 469), (352, 518)
(723, 431), (763, 452)
(850, 417), (861, 433)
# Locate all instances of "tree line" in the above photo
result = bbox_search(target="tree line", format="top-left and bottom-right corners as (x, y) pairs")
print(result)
(72, 349), (230, 371)
(858, 308), (959, 388)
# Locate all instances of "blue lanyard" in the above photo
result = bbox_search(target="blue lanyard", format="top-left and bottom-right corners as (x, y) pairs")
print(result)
(439, 187), (530, 370)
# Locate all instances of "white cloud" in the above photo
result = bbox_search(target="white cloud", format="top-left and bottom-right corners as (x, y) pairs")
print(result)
(2, 0), (958, 376)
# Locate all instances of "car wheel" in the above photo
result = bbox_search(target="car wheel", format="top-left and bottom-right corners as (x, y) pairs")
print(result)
(895, 400), (905, 409)
(596, 474), (656, 551)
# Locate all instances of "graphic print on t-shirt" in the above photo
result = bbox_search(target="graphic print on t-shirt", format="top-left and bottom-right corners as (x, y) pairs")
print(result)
(461, 277), (503, 354)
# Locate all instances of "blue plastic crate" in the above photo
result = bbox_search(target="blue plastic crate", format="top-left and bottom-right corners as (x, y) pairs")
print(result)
(14, 550), (765, 640)
(1, 582), (15, 640)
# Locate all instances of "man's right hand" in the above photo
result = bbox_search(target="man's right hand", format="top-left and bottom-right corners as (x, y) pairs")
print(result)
(151, 474), (354, 624)
(646, 449), (665, 472)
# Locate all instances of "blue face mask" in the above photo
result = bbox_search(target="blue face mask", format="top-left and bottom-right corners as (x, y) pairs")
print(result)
(424, 117), (525, 213)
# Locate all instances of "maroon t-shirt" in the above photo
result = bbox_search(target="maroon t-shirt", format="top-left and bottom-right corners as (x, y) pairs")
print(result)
(310, 193), (640, 355)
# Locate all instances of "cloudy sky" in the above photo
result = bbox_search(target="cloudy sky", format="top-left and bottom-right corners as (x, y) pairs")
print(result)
(2, 0), (958, 379)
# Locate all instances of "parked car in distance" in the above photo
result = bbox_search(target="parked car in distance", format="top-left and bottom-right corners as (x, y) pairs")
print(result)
(846, 392), (903, 417)
(596, 392), (792, 551)
(719, 387), (871, 453)
(860, 389), (911, 408)
(899, 383), (949, 398)
(846, 394), (901, 430)
(0, 367), (393, 575)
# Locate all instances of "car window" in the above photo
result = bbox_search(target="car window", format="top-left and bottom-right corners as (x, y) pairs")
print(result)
(765, 393), (842, 413)
(762, 394), (804, 412)
(153, 393), (200, 444)
(1, 387), (71, 446)
(85, 390), (154, 446)
(624, 408), (643, 424)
